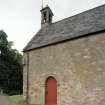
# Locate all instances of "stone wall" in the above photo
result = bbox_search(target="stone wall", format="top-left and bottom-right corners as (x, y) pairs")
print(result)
(23, 32), (105, 105)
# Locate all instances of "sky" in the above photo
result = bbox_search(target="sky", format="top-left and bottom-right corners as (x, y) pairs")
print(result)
(0, 0), (105, 53)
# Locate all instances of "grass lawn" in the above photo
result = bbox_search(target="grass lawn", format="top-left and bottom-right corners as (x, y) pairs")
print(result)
(6, 95), (23, 104)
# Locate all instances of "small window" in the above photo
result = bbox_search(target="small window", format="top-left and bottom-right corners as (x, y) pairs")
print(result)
(49, 14), (52, 22)
(44, 12), (46, 17)
(43, 12), (47, 23)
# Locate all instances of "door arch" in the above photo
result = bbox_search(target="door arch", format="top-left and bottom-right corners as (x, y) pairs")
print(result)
(45, 76), (57, 105)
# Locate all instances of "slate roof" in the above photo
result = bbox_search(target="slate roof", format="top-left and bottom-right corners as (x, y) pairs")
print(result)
(23, 4), (105, 52)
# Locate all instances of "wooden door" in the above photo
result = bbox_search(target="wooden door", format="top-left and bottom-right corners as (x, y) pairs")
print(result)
(45, 77), (57, 105)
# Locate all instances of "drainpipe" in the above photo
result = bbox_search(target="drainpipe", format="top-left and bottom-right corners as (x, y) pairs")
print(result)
(26, 52), (29, 104)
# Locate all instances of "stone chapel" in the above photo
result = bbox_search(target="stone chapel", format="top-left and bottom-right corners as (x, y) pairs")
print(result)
(23, 4), (105, 105)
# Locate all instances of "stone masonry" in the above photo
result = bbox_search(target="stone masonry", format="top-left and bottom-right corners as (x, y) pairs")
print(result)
(23, 33), (105, 105)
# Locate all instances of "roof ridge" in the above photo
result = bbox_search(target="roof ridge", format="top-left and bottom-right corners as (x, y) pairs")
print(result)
(52, 4), (105, 25)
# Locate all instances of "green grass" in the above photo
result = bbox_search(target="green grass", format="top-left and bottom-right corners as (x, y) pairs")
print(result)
(6, 95), (23, 104)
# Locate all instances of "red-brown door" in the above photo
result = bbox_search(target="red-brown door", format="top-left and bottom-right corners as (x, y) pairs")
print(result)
(45, 77), (57, 105)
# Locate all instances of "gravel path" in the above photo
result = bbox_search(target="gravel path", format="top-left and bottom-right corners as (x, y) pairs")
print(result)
(0, 95), (16, 105)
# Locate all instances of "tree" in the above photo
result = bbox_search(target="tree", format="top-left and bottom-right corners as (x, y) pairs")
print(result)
(0, 30), (23, 95)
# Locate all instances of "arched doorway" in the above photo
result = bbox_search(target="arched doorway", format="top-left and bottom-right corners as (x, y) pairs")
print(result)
(45, 76), (57, 105)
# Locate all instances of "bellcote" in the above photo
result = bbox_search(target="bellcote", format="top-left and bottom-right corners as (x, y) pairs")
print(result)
(41, 5), (54, 27)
